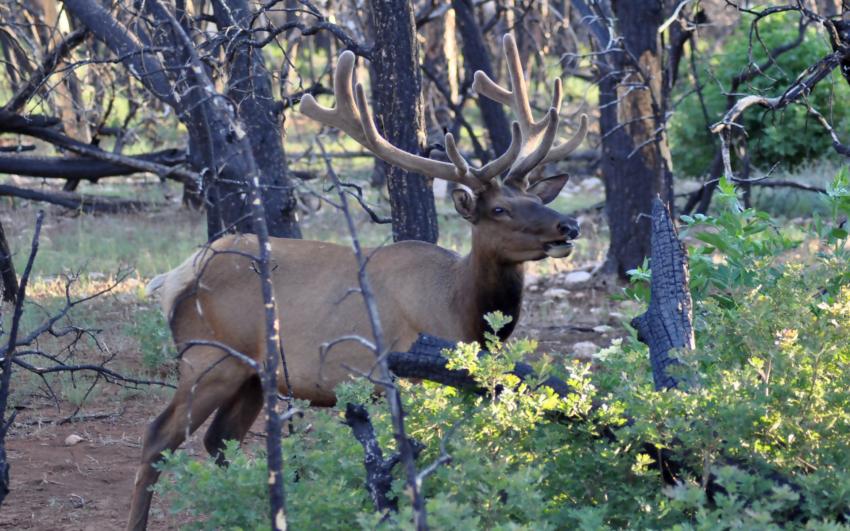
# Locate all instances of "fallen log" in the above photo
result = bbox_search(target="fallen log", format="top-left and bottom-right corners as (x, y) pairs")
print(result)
(0, 148), (185, 182)
(0, 184), (161, 214)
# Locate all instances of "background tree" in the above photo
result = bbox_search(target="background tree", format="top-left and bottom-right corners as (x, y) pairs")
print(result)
(368, 0), (439, 242)
(572, 0), (680, 278)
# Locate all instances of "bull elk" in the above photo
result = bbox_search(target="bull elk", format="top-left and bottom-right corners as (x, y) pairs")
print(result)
(128, 34), (587, 530)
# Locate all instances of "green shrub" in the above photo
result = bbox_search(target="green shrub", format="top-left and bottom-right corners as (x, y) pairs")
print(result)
(670, 12), (850, 176)
(155, 173), (850, 529)
(125, 306), (174, 375)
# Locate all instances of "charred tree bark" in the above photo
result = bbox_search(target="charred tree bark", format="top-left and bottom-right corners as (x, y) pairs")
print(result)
(598, 0), (674, 279)
(452, 0), (512, 156)
(62, 0), (302, 241)
(630, 198), (694, 390)
(0, 149), (185, 181)
(0, 184), (159, 214)
(0, 212), (43, 508)
(367, 0), (439, 243)
(211, 0), (301, 239)
(0, 219), (16, 304)
(387, 334), (573, 398)
(344, 403), (400, 514)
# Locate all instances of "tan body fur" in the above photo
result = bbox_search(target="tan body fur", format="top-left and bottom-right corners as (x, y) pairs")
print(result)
(127, 232), (535, 530)
(161, 234), (502, 406)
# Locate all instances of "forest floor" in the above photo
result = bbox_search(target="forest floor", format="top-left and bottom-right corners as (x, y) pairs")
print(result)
(0, 178), (644, 530)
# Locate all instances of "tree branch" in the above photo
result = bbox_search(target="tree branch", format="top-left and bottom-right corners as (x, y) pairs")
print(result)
(0, 183), (161, 214)
(3, 28), (90, 113)
(0, 149), (186, 181)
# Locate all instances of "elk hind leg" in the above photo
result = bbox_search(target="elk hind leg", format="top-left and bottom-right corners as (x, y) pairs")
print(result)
(127, 356), (250, 531)
(203, 374), (263, 465)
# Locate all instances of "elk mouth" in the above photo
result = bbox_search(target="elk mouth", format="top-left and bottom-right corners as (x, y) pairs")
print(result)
(543, 240), (573, 258)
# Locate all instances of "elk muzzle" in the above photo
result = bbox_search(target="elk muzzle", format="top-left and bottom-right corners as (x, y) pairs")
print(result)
(543, 215), (580, 258)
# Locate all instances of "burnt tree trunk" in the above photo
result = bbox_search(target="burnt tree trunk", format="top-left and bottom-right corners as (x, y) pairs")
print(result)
(452, 0), (512, 157)
(599, 0), (673, 278)
(631, 198), (694, 390)
(344, 403), (400, 514)
(367, 0), (439, 243)
(0, 219), (16, 304)
(65, 0), (302, 241)
(211, 0), (302, 239)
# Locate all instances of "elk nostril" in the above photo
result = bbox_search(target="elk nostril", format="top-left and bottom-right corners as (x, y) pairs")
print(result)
(558, 219), (580, 239)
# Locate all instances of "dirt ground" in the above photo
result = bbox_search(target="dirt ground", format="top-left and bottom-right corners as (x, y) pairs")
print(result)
(1, 207), (631, 530)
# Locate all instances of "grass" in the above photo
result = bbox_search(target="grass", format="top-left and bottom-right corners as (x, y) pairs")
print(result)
(6, 202), (206, 280)
(747, 159), (843, 218)
(676, 159), (844, 220)
(124, 306), (174, 376)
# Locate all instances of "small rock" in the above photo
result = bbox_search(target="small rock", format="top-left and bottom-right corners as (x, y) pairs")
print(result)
(572, 341), (598, 359)
(64, 434), (84, 446)
(543, 288), (569, 300)
(562, 271), (592, 285)
(593, 325), (614, 334)
(432, 179), (448, 199)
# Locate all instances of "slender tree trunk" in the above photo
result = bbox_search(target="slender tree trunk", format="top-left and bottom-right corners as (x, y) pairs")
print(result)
(35, 0), (91, 193)
(211, 0), (302, 239)
(599, 0), (673, 278)
(367, 0), (438, 243)
(422, 8), (458, 139)
(0, 219), (16, 304)
(453, 0), (512, 156)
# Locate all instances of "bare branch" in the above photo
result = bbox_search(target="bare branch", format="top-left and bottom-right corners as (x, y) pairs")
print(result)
(0, 183), (162, 214)
(3, 28), (89, 113)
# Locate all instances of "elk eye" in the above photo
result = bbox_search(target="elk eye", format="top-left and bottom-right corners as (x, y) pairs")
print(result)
(491, 207), (507, 216)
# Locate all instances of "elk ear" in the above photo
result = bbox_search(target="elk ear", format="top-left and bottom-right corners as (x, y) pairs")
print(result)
(527, 173), (569, 204)
(451, 188), (478, 222)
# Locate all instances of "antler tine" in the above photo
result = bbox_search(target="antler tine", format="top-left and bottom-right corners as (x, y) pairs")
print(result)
(541, 113), (589, 165)
(501, 34), (535, 132)
(352, 82), (485, 190)
(471, 34), (582, 185)
(506, 108), (559, 184)
(444, 133), (470, 176)
(471, 122), (522, 182)
(472, 71), (511, 106)
(301, 50), (485, 190)
(300, 51), (370, 146)
(472, 35), (553, 139)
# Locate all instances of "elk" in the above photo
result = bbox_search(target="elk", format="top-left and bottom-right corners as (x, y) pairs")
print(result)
(127, 34), (587, 530)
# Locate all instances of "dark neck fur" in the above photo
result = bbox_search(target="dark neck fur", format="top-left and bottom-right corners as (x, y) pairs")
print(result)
(459, 250), (525, 343)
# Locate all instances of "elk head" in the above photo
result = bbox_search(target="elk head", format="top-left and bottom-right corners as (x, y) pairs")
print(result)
(300, 34), (587, 263)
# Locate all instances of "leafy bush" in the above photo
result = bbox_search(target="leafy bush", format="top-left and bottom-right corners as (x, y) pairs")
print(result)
(125, 306), (174, 375)
(669, 12), (850, 176)
(156, 173), (850, 529)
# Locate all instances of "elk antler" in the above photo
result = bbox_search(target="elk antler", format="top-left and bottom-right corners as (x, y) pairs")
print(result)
(473, 34), (588, 185)
(300, 51), (522, 191)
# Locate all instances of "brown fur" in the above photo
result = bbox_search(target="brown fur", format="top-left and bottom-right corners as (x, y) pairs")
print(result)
(126, 178), (580, 530)
(128, 32), (590, 527)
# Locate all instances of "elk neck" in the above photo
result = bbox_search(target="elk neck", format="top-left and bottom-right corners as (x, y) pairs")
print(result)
(453, 230), (524, 343)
